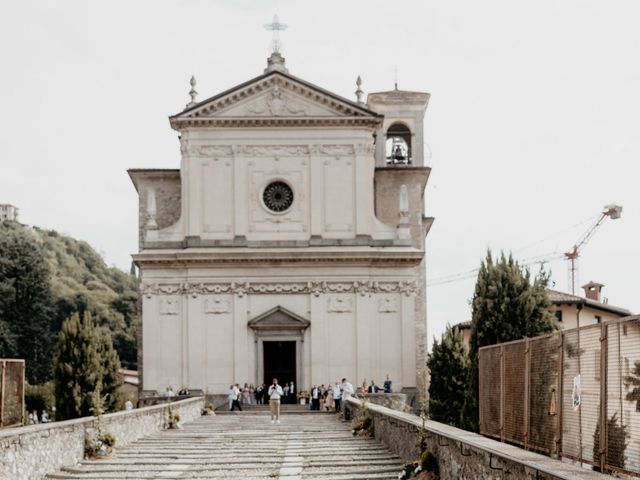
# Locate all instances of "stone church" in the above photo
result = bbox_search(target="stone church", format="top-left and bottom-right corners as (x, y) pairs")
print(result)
(129, 51), (433, 400)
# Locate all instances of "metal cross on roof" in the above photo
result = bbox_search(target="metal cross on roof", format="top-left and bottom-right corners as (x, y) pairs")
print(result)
(264, 14), (288, 54)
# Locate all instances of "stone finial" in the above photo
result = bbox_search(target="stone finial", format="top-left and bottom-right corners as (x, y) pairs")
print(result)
(264, 51), (289, 74)
(397, 184), (411, 242)
(186, 76), (198, 109)
(355, 75), (364, 105)
(146, 187), (158, 230)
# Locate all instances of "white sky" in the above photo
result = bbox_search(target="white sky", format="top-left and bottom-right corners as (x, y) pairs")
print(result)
(1, 1), (638, 349)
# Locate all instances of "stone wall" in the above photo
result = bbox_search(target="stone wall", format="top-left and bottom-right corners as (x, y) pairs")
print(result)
(0, 397), (204, 480)
(357, 392), (409, 412)
(346, 399), (611, 480)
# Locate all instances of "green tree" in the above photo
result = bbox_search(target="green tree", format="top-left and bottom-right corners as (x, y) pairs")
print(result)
(427, 325), (469, 428)
(54, 312), (122, 420)
(593, 412), (629, 470)
(0, 221), (54, 383)
(97, 326), (123, 413)
(463, 250), (556, 431)
(625, 360), (640, 412)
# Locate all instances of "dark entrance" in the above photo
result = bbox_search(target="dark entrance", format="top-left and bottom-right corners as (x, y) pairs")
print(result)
(263, 341), (296, 387)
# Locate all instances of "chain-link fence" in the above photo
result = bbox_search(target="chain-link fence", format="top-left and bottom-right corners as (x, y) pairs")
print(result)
(479, 316), (640, 476)
(0, 359), (25, 428)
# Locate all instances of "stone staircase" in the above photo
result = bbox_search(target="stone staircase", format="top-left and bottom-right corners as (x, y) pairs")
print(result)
(46, 412), (403, 480)
(223, 403), (324, 413)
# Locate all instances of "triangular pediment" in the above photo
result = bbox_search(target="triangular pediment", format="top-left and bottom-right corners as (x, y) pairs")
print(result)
(248, 306), (310, 331)
(170, 71), (382, 130)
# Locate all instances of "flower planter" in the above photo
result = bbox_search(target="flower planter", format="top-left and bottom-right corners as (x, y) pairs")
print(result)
(299, 398), (306, 405)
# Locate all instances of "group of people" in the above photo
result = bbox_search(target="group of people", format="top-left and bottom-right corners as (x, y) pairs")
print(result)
(160, 386), (191, 397)
(308, 376), (393, 411)
(227, 381), (297, 410)
(228, 375), (393, 418)
(28, 409), (52, 424)
(308, 380), (352, 412)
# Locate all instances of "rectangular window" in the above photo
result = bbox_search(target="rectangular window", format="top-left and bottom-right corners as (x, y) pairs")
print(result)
(595, 315), (602, 324)
(554, 310), (563, 322)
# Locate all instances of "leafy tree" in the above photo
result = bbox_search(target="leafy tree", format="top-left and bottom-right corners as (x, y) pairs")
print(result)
(593, 412), (629, 470)
(54, 312), (122, 420)
(427, 325), (469, 428)
(25, 381), (55, 416)
(625, 360), (640, 412)
(463, 250), (556, 431)
(0, 221), (54, 383)
(0, 221), (139, 381)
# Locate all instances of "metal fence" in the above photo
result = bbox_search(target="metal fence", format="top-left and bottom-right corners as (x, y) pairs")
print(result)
(479, 316), (640, 476)
(0, 359), (25, 428)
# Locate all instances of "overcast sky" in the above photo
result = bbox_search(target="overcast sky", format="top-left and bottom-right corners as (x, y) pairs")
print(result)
(1, 0), (638, 348)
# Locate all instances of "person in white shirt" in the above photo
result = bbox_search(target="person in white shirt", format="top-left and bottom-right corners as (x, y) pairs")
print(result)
(227, 385), (234, 410)
(341, 378), (354, 412)
(230, 383), (242, 411)
(332, 382), (342, 412)
(268, 378), (284, 424)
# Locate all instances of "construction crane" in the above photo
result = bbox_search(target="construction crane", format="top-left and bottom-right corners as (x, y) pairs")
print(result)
(427, 204), (623, 290)
(565, 204), (622, 295)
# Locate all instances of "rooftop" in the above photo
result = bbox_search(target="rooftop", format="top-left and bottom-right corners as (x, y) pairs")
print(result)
(546, 288), (632, 316)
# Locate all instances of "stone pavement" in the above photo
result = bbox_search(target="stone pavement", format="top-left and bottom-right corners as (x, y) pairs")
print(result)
(46, 411), (403, 479)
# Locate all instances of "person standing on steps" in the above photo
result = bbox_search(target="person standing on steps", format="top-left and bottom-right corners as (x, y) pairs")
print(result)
(310, 385), (320, 411)
(332, 382), (342, 413)
(230, 383), (242, 411)
(268, 378), (284, 424)
(383, 374), (393, 393)
(341, 377), (354, 414)
(289, 380), (295, 405)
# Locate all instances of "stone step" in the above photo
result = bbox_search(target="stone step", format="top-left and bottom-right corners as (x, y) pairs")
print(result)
(46, 413), (403, 479)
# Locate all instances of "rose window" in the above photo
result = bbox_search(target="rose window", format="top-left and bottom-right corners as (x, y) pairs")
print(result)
(263, 181), (294, 213)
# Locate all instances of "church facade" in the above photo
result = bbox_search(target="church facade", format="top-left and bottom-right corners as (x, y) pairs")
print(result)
(129, 53), (433, 399)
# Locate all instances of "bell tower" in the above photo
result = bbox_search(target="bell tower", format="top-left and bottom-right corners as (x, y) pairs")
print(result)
(368, 88), (430, 167)
(368, 86), (433, 398)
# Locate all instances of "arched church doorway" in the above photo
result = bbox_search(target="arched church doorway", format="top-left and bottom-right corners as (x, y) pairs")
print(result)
(263, 341), (296, 387)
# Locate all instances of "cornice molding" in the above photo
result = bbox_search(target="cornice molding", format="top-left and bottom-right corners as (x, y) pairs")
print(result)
(171, 116), (381, 129)
(133, 250), (423, 268)
(141, 280), (420, 299)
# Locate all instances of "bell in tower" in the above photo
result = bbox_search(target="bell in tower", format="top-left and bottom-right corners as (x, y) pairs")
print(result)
(367, 88), (430, 167)
(386, 123), (412, 164)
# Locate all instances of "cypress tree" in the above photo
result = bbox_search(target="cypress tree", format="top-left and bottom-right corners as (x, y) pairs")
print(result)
(54, 311), (122, 420)
(428, 325), (469, 428)
(463, 250), (556, 431)
(97, 326), (123, 412)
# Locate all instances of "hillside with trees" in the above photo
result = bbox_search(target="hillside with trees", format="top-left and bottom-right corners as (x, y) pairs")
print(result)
(0, 220), (138, 383)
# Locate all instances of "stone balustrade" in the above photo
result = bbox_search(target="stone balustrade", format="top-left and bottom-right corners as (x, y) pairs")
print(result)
(346, 398), (612, 480)
(0, 396), (204, 480)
